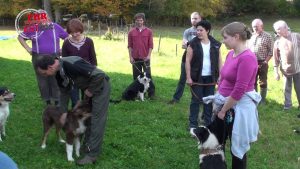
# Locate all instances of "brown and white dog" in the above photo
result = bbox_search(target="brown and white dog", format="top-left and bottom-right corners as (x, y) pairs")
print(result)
(41, 100), (92, 161)
(0, 87), (16, 141)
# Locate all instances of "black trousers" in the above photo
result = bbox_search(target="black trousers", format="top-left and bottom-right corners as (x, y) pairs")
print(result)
(132, 59), (155, 97)
(224, 111), (247, 169)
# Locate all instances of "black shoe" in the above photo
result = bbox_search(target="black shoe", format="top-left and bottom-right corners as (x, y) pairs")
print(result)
(149, 95), (156, 100)
(76, 155), (97, 165)
(46, 100), (51, 105)
(167, 99), (178, 104)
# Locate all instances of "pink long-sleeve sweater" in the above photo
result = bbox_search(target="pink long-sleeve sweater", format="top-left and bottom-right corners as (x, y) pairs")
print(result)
(218, 49), (258, 100)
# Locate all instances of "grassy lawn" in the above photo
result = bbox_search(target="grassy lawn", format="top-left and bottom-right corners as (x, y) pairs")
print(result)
(0, 17), (300, 169)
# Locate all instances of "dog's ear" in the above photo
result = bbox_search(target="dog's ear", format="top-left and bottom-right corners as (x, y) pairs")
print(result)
(0, 87), (7, 96)
(193, 127), (210, 143)
(59, 113), (67, 125)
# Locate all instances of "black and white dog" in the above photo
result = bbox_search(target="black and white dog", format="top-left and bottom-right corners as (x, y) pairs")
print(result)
(122, 72), (151, 101)
(192, 117), (227, 169)
(0, 87), (16, 141)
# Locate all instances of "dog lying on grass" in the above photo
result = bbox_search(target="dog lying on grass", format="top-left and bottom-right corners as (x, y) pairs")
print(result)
(0, 87), (16, 141)
(41, 100), (92, 161)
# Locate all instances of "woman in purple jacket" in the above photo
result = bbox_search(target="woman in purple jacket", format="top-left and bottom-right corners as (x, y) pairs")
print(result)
(62, 19), (97, 107)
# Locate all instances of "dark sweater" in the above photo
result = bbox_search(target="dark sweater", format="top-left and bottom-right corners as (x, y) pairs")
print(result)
(62, 37), (97, 66)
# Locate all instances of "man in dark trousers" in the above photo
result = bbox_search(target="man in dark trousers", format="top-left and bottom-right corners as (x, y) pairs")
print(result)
(168, 12), (201, 104)
(35, 56), (110, 165)
(128, 13), (155, 99)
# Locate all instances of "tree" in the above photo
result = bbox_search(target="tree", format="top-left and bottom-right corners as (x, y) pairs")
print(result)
(43, 0), (53, 21)
(0, 0), (40, 17)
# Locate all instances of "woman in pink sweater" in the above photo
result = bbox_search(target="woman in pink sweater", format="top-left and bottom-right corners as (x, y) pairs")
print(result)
(218, 22), (260, 169)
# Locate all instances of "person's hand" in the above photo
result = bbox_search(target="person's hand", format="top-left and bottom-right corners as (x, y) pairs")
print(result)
(130, 57), (135, 64)
(217, 110), (226, 120)
(275, 72), (280, 81)
(59, 112), (67, 125)
(84, 89), (93, 97)
(26, 47), (32, 55)
(186, 78), (193, 86)
(145, 55), (150, 61)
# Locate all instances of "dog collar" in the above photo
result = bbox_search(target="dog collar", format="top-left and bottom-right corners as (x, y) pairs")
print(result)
(200, 144), (223, 155)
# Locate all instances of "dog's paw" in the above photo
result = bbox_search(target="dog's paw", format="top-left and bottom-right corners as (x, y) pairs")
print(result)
(76, 151), (80, 157)
(67, 157), (75, 162)
(41, 144), (46, 149)
(59, 139), (66, 143)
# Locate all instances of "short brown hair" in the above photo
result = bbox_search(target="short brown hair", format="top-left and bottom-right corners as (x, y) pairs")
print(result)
(134, 13), (145, 21)
(221, 22), (251, 41)
(66, 19), (84, 34)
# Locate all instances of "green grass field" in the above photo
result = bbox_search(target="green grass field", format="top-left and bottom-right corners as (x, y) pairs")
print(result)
(0, 18), (300, 169)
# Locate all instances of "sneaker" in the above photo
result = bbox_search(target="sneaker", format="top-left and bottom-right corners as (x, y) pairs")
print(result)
(167, 99), (178, 105)
(76, 155), (97, 165)
(189, 128), (196, 137)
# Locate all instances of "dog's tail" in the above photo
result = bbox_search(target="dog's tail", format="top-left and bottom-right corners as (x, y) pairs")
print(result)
(293, 129), (300, 134)
(109, 99), (122, 104)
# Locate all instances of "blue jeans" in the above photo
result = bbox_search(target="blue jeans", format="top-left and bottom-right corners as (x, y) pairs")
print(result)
(172, 62), (186, 101)
(189, 76), (215, 128)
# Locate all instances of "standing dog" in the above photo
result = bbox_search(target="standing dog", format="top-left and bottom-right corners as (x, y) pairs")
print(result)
(41, 100), (92, 161)
(192, 117), (227, 169)
(0, 87), (16, 141)
(122, 72), (151, 101)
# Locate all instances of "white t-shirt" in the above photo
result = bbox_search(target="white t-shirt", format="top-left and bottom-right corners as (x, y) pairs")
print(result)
(201, 41), (211, 76)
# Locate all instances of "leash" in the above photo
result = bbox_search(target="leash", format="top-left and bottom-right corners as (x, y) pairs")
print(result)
(132, 60), (148, 73)
(221, 109), (235, 151)
(188, 82), (217, 102)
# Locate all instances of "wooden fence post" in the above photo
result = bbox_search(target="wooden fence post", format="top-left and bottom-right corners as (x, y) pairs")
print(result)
(98, 22), (101, 37)
(158, 34), (161, 52)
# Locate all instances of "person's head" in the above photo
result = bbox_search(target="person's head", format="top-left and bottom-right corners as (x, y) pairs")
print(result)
(221, 22), (251, 49)
(37, 9), (51, 24)
(66, 19), (84, 35)
(134, 13), (145, 28)
(251, 18), (264, 35)
(196, 20), (211, 40)
(273, 20), (289, 38)
(190, 12), (201, 27)
(35, 56), (59, 76)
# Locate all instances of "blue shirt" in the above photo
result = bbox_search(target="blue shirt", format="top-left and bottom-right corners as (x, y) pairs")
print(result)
(0, 151), (18, 169)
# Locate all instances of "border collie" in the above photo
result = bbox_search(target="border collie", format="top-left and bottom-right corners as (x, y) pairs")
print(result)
(192, 117), (227, 169)
(122, 72), (151, 101)
(0, 87), (16, 141)
(41, 100), (92, 161)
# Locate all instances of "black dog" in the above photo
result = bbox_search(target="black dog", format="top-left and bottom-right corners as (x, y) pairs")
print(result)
(192, 117), (227, 169)
(122, 72), (151, 101)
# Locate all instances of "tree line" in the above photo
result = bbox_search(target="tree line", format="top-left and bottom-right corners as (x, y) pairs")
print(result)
(1, 0), (300, 26)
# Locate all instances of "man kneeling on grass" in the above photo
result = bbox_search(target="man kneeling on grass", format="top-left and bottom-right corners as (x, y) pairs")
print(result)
(35, 56), (111, 166)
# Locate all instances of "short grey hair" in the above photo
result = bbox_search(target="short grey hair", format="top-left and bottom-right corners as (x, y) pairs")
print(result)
(273, 20), (289, 30)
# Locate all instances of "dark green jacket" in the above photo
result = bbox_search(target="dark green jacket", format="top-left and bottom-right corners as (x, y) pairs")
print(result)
(56, 56), (108, 112)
